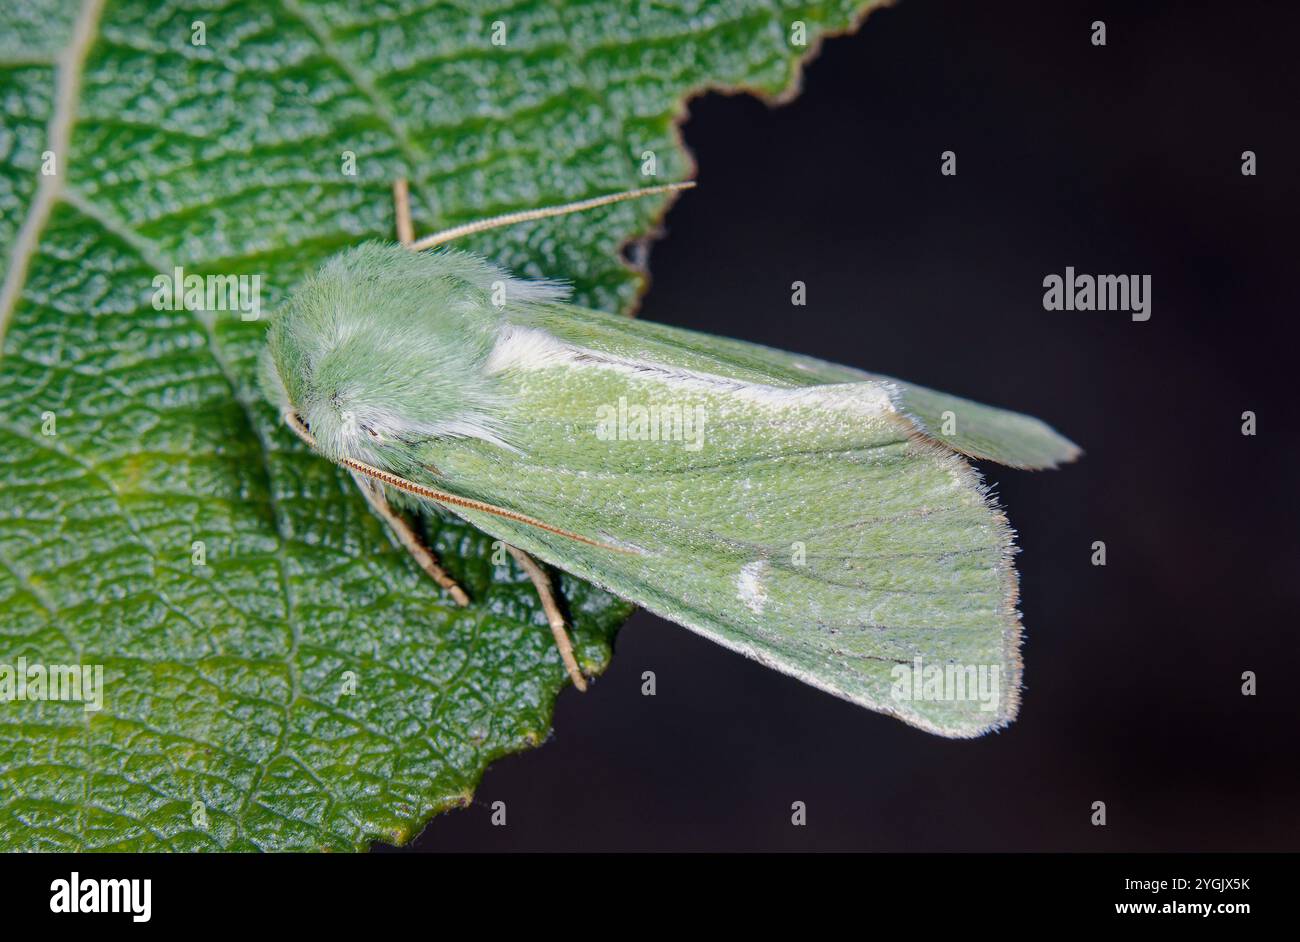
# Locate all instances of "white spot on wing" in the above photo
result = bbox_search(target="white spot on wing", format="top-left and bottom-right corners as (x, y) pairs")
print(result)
(737, 560), (769, 615)
(485, 325), (575, 373)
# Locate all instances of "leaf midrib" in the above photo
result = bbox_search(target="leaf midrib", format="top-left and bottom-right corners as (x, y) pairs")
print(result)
(0, 0), (104, 352)
(0, 0), (315, 849)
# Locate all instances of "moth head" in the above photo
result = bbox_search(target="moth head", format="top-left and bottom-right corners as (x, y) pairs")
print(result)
(259, 243), (525, 467)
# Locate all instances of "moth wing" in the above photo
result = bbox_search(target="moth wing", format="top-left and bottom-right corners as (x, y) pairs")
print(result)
(425, 344), (1031, 737)
(508, 304), (1081, 470)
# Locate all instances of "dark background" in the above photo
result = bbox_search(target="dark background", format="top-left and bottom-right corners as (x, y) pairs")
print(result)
(397, 0), (1300, 851)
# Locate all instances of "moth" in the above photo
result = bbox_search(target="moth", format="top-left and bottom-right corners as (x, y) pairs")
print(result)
(259, 179), (1079, 738)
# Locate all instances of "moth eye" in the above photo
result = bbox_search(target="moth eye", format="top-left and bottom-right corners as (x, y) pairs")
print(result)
(362, 423), (381, 439)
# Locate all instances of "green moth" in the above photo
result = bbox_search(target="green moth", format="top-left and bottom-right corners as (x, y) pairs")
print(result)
(259, 180), (1079, 738)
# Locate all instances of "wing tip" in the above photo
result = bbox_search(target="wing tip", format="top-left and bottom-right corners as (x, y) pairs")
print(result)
(911, 418), (1082, 471)
(882, 382), (1083, 471)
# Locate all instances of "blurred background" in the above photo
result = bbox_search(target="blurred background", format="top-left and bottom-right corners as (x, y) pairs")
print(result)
(390, 0), (1299, 851)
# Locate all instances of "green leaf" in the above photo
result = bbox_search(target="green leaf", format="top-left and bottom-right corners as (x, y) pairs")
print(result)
(0, 0), (885, 850)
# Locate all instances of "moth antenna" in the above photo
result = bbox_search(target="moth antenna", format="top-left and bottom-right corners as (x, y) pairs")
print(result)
(283, 412), (637, 555)
(406, 181), (696, 252)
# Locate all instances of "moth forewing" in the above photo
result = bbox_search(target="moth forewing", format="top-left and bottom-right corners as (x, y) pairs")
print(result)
(502, 301), (1080, 470)
(412, 334), (1029, 737)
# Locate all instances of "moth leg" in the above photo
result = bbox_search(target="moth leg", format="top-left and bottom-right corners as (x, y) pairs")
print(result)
(352, 473), (470, 606)
(392, 179), (416, 247)
(505, 545), (588, 692)
(387, 180), (584, 686)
